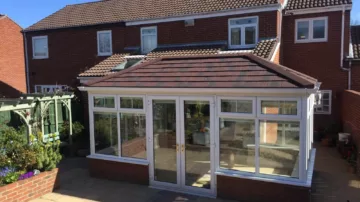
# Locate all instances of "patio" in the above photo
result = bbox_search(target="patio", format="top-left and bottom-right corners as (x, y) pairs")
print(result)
(28, 143), (359, 202)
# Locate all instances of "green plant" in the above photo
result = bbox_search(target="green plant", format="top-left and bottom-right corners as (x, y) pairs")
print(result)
(30, 133), (62, 171)
(59, 121), (84, 140)
(3, 172), (20, 184)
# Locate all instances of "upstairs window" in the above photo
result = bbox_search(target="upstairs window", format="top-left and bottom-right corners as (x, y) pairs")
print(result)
(228, 17), (258, 49)
(296, 17), (328, 43)
(141, 26), (157, 54)
(97, 30), (112, 56)
(32, 36), (48, 59)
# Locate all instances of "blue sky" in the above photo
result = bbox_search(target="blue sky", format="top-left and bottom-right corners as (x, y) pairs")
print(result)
(0, 0), (360, 28)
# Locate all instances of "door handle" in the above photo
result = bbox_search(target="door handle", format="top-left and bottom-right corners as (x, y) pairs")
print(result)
(181, 144), (185, 152)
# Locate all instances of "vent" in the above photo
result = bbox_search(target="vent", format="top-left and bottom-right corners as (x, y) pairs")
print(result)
(184, 19), (195, 27)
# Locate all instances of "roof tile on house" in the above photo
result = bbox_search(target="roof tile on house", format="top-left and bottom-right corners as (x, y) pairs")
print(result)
(351, 26), (360, 59)
(253, 38), (277, 59)
(79, 54), (129, 77)
(285, 0), (352, 10)
(85, 54), (317, 88)
(25, 0), (278, 31)
(146, 44), (225, 59)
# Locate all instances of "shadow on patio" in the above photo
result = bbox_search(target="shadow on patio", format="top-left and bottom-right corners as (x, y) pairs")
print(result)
(311, 143), (360, 202)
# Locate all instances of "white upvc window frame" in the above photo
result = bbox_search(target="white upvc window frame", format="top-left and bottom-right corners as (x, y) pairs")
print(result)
(228, 16), (259, 49)
(141, 26), (158, 54)
(216, 96), (305, 184)
(314, 90), (332, 115)
(89, 94), (148, 165)
(97, 30), (113, 56)
(32, 36), (49, 59)
(295, 17), (328, 43)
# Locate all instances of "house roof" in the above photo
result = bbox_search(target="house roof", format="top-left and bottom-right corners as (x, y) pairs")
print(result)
(285, 0), (352, 11)
(25, 0), (279, 31)
(146, 44), (225, 59)
(85, 54), (317, 89)
(351, 25), (360, 59)
(78, 54), (129, 77)
(252, 39), (277, 60)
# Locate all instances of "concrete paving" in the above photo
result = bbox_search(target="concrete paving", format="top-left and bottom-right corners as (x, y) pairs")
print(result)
(30, 144), (360, 202)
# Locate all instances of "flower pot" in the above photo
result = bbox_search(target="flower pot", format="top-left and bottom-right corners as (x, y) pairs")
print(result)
(321, 138), (331, 147)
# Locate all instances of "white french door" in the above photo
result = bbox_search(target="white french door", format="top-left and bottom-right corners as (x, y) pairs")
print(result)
(148, 96), (215, 196)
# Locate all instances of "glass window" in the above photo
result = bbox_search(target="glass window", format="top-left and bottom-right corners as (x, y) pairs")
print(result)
(261, 101), (297, 115)
(97, 31), (112, 55)
(219, 118), (255, 173)
(32, 36), (48, 59)
(297, 21), (309, 40)
(141, 27), (157, 54)
(94, 96), (115, 108)
(315, 90), (331, 114)
(94, 112), (118, 156)
(313, 19), (326, 39)
(120, 97), (143, 109)
(296, 17), (327, 42)
(221, 99), (252, 114)
(120, 113), (146, 159)
(229, 17), (258, 48)
(259, 120), (300, 178)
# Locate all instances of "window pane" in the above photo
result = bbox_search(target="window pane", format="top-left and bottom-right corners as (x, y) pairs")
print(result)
(142, 35), (157, 53)
(261, 101), (297, 115)
(94, 112), (118, 156)
(142, 28), (156, 35)
(245, 27), (256, 45)
(120, 113), (146, 159)
(313, 20), (326, 39)
(219, 119), (255, 173)
(231, 28), (241, 45)
(230, 17), (257, 25)
(34, 38), (47, 56)
(297, 21), (309, 40)
(120, 97), (143, 109)
(94, 97), (115, 108)
(259, 120), (300, 178)
(221, 100), (252, 114)
(99, 32), (111, 53)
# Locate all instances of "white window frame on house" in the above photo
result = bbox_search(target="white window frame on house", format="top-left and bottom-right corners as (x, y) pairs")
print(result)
(228, 16), (259, 49)
(88, 94), (148, 165)
(295, 17), (328, 43)
(215, 96), (305, 184)
(141, 26), (158, 54)
(314, 90), (332, 114)
(34, 85), (68, 93)
(97, 30), (113, 56)
(32, 36), (49, 59)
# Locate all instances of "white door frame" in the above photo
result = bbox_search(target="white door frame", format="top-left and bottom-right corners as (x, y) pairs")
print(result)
(147, 96), (216, 197)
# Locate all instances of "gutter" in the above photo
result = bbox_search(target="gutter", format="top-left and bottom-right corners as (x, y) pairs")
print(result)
(23, 32), (30, 93)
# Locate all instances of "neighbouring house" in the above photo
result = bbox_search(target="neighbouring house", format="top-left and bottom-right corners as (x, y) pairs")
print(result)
(0, 14), (26, 97)
(22, 0), (354, 201)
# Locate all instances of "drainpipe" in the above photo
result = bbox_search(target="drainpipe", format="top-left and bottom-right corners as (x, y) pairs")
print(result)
(23, 32), (30, 93)
(340, 5), (351, 90)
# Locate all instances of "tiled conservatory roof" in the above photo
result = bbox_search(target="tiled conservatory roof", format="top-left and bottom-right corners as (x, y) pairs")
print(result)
(85, 54), (317, 88)
(285, 0), (352, 10)
(78, 39), (279, 78)
(25, 0), (279, 31)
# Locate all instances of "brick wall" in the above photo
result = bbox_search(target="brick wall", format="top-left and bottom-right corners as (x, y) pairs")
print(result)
(350, 62), (360, 91)
(341, 90), (360, 147)
(282, 11), (351, 129)
(0, 16), (26, 97)
(0, 168), (59, 202)
(25, 11), (278, 91)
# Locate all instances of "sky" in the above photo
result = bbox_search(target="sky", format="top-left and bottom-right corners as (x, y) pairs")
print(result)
(0, 0), (360, 28)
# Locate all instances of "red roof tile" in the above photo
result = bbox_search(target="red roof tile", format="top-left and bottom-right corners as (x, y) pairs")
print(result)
(25, 0), (279, 31)
(86, 54), (317, 88)
(285, 0), (352, 11)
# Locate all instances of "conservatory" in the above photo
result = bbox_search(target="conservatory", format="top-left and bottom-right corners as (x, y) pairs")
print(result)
(79, 54), (318, 202)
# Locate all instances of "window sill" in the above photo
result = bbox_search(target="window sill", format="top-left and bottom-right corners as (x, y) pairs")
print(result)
(33, 57), (49, 60)
(215, 170), (309, 187)
(98, 53), (112, 57)
(295, 39), (327, 44)
(87, 154), (149, 166)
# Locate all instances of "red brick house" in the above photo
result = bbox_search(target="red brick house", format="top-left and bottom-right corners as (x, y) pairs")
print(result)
(22, 0), (354, 201)
(0, 14), (26, 97)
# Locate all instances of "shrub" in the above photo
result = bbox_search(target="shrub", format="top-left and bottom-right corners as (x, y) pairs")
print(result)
(31, 133), (62, 171)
